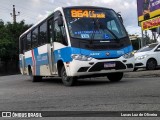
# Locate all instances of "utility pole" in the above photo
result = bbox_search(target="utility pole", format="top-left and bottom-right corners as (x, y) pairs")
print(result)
(10, 5), (20, 23)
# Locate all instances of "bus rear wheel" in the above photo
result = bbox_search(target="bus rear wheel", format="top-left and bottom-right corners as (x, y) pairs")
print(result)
(32, 76), (42, 82)
(61, 66), (76, 86)
(107, 72), (123, 82)
(28, 68), (42, 82)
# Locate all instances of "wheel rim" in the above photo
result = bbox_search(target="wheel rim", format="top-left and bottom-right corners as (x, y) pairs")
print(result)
(147, 60), (156, 70)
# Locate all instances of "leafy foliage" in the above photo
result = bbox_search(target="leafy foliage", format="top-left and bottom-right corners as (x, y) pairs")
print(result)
(0, 20), (31, 61)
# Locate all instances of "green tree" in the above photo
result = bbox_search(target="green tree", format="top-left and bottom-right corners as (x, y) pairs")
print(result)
(0, 20), (31, 72)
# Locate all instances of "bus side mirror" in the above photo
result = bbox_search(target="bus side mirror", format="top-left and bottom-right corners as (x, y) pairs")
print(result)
(117, 13), (123, 23)
(58, 16), (63, 26)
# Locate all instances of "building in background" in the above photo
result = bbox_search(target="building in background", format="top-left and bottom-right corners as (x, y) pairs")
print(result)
(137, 0), (160, 46)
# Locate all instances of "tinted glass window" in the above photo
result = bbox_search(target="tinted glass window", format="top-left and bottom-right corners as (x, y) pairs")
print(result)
(53, 11), (67, 45)
(54, 20), (63, 42)
(19, 36), (26, 53)
(39, 22), (47, 45)
(32, 28), (38, 48)
(23, 35), (27, 52)
(26, 32), (31, 50)
(107, 20), (121, 37)
(65, 8), (127, 40)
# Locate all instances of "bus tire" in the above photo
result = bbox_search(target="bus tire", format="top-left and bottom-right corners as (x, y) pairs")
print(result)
(61, 66), (76, 86)
(107, 72), (123, 82)
(28, 68), (42, 82)
(33, 76), (42, 82)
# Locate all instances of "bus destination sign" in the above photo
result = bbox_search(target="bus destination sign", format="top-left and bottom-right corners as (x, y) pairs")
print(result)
(71, 10), (105, 18)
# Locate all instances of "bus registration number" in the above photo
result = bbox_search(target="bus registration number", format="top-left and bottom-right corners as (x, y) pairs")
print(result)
(104, 62), (116, 68)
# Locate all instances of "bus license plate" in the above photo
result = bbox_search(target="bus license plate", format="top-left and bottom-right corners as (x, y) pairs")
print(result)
(104, 62), (116, 68)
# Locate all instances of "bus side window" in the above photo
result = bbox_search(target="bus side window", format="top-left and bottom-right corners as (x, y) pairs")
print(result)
(54, 18), (67, 45)
(32, 27), (38, 48)
(39, 22), (47, 45)
(54, 20), (62, 43)
(32, 28), (38, 48)
(61, 24), (68, 45)
(23, 36), (26, 53)
(20, 36), (26, 53)
(53, 11), (67, 45)
(19, 38), (22, 53)
(26, 32), (31, 51)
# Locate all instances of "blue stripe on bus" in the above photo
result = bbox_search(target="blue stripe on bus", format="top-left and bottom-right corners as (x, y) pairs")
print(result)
(53, 45), (133, 62)
(53, 47), (72, 63)
(23, 45), (133, 75)
(25, 57), (33, 66)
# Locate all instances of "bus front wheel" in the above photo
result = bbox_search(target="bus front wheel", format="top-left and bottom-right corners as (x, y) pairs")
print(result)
(61, 66), (76, 86)
(107, 72), (123, 82)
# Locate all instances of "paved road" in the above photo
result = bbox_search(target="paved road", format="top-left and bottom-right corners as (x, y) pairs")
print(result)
(0, 73), (160, 119)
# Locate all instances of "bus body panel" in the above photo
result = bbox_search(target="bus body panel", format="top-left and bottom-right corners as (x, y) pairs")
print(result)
(70, 45), (133, 59)
(53, 45), (134, 77)
(22, 44), (51, 76)
(67, 54), (134, 77)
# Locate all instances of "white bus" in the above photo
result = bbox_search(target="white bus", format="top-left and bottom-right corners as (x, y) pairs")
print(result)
(19, 6), (135, 86)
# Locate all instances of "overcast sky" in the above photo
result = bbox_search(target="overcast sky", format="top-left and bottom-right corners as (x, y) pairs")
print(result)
(0, 0), (141, 35)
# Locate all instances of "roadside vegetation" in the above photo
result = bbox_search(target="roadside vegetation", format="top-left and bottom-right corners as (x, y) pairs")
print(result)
(0, 20), (31, 74)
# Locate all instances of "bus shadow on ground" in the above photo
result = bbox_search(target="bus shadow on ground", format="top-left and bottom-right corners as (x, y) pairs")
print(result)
(41, 77), (126, 86)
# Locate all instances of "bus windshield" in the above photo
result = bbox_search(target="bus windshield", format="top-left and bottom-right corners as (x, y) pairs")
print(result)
(64, 8), (127, 40)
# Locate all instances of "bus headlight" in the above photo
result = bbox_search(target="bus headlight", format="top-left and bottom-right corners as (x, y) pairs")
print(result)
(71, 54), (93, 61)
(123, 52), (134, 59)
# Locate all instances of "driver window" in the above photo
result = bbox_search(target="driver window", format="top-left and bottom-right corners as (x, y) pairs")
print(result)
(54, 20), (62, 42)
(54, 11), (67, 45)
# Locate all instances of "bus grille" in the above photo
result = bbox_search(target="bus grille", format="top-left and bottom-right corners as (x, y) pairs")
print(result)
(88, 61), (126, 72)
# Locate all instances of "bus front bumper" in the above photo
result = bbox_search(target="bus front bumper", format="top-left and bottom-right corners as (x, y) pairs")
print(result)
(65, 56), (135, 77)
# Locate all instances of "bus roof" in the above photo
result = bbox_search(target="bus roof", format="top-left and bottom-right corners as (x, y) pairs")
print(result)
(64, 6), (112, 10)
